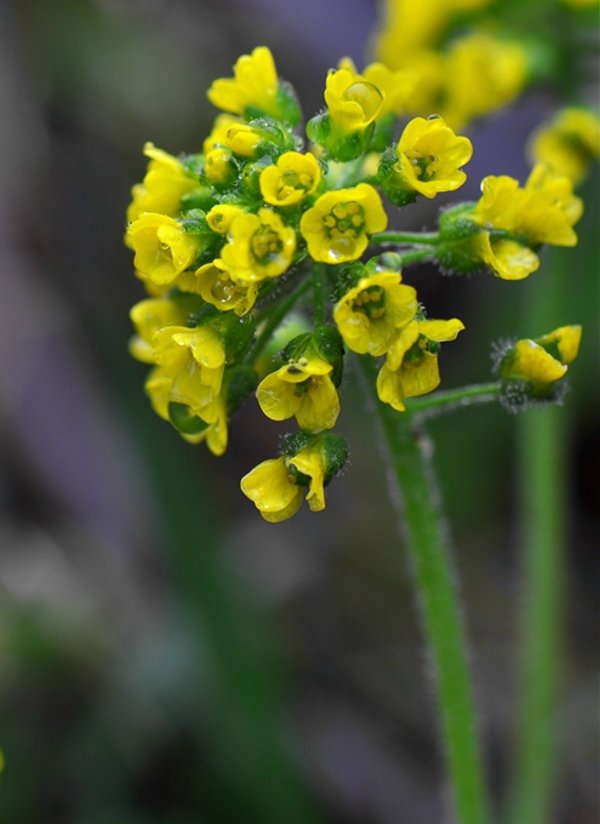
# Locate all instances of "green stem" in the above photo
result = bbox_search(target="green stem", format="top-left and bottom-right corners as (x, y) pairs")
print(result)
(406, 382), (501, 416)
(245, 277), (311, 363)
(312, 263), (327, 324)
(396, 248), (436, 266)
(508, 250), (570, 824)
(371, 230), (440, 246)
(359, 358), (491, 824)
(508, 406), (565, 824)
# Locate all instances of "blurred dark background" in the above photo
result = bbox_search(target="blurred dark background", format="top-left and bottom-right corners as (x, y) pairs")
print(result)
(0, 1), (598, 822)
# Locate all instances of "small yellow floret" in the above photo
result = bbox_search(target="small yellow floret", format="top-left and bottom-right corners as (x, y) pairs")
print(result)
(300, 184), (387, 264)
(333, 271), (417, 356)
(394, 115), (473, 198)
(529, 108), (600, 184)
(127, 143), (196, 223)
(221, 208), (296, 281)
(207, 46), (281, 118)
(125, 213), (201, 287)
(260, 152), (321, 207)
(324, 67), (384, 135)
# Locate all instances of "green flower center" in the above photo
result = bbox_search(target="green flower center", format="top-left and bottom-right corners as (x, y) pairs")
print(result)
(409, 152), (436, 181)
(351, 285), (386, 320)
(278, 169), (313, 198)
(251, 226), (284, 263)
(322, 201), (366, 258)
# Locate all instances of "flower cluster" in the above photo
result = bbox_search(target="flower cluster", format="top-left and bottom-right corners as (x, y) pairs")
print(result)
(124, 46), (585, 522)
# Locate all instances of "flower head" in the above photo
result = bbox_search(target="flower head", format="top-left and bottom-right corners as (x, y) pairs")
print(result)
(300, 184), (387, 264)
(256, 354), (340, 433)
(127, 143), (197, 223)
(473, 164), (583, 248)
(529, 107), (600, 184)
(240, 433), (348, 522)
(125, 213), (202, 287)
(333, 271), (417, 356)
(207, 46), (298, 123)
(259, 152), (322, 207)
(324, 67), (384, 136)
(180, 259), (258, 316)
(393, 115), (473, 198)
(499, 326), (582, 396)
(377, 317), (465, 411)
(221, 208), (296, 281)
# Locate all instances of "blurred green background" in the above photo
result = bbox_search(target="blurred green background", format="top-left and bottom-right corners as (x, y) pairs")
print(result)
(0, 1), (598, 822)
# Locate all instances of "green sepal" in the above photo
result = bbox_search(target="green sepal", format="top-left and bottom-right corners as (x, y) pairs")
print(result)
(368, 114), (396, 152)
(180, 187), (217, 212)
(279, 430), (313, 457)
(181, 153), (204, 177)
(306, 112), (374, 162)
(276, 332), (313, 367)
(223, 364), (259, 415)
(254, 312), (313, 377)
(435, 205), (488, 276)
(312, 324), (344, 386)
(247, 117), (298, 153)
(437, 203), (478, 238)
(377, 147), (417, 207)
(243, 81), (302, 127)
(212, 313), (255, 364)
(319, 432), (349, 483)
(168, 402), (209, 436)
(240, 154), (278, 198)
(332, 262), (367, 300)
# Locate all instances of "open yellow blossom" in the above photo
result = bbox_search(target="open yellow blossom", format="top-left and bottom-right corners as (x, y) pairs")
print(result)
(324, 67), (384, 135)
(473, 164), (583, 247)
(394, 116), (473, 198)
(207, 46), (281, 118)
(256, 357), (340, 432)
(152, 325), (226, 413)
(529, 108), (600, 184)
(535, 325), (582, 365)
(179, 259), (258, 316)
(206, 204), (246, 234)
(472, 233), (540, 281)
(441, 34), (527, 130)
(127, 143), (197, 223)
(126, 213), (201, 287)
(333, 271), (417, 356)
(240, 444), (327, 522)
(260, 152), (321, 207)
(221, 208), (296, 281)
(377, 318), (465, 411)
(338, 58), (415, 118)
(204, 148), (235, 184)
(300, 184), (387, 264)
(129, 298), (188, 363)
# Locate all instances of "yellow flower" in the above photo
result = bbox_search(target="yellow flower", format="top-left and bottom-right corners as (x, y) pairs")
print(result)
(504, 340), (568, 385)
(472, 233), (540, 281)
(217, 123), (264, 158)
(204, 148), (235, 184)
(182, 397), (229, 455)
(473, 164), (583, 247)
(338, 58), (415, 118)
(393, 115), (473, 198)
(240, 444), (327, 522)
(377, 318), (465, 411)
(178, 259), (258, 316)
(441, 34), (527, 130)
(300, 184), (387, 264)
(206, 204), (246, 234)
(333, 271), (417, 356)
(259, 152), (321, 207)
(535, 325), (582, 365)
(256, 356), (340, 432)
(221, 208), (296, 281)
(203, 114), (241, 154)
(127, 143), (197, 223)
(324, 67), (384, 135)
(152, 324), (226, 413)
(129, 298), (188, 363)
(207, 46), (283, 119)
(373, 0), (450, 63)
(529, 108), (600, 184)
(126, 213), (201, 287)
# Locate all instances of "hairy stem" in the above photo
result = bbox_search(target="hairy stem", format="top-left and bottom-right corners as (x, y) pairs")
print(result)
(360, 358), (491, 824)
(406, 382), (501, 416)
(371, 230), (440, 246)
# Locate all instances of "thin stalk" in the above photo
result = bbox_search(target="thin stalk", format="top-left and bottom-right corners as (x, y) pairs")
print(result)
(245, 277), (311, 363)
(508, 405), (565, 824)
(359, 357), (491, 824)
(507, 250), (570, 824)
(371, 230), (440, 246)
(406, 382), (501, 416)
(312, 262), (327, 324)
(396, 248), (436, 266)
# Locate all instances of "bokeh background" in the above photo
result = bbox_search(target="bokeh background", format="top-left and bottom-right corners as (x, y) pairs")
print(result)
(0, 1), (598, 822)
